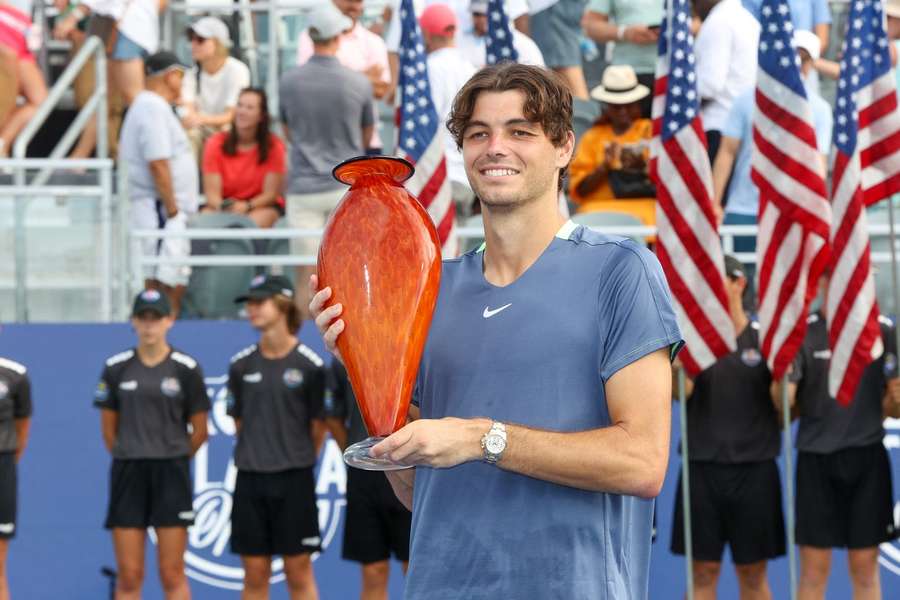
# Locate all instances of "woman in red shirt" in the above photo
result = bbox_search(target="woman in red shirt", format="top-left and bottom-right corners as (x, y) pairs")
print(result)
(202, 87), (285, 228)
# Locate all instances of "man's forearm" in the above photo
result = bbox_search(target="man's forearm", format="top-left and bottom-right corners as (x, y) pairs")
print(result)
(149, 160), (178, 216)
(13, 418), (29, 462)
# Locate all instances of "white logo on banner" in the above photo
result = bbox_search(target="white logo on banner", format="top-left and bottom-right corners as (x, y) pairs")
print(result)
(881, 417), (900, 577)
(150, 375), (347, 590)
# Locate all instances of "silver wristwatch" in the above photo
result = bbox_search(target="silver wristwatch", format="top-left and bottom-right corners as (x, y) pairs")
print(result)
(481, 421), (507, 464)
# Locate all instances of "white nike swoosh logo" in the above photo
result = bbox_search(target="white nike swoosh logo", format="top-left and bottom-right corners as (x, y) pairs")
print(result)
(243, 372), (262, 383)
(483, 303), (512, 319)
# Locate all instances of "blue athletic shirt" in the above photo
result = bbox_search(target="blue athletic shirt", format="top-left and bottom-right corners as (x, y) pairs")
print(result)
(406, 221), (683, 600)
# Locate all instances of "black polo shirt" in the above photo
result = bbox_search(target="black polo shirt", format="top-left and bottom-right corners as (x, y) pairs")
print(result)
(0, 357), (32, 454)
(324, 361), (368, 447)
(686, 322), (780, 463)
(793, 313), (896, 454)
(93, 348), (210, 459)
(226, 343), (326, 473)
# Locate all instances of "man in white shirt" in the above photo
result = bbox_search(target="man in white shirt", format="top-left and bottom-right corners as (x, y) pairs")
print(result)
(420, 3), (478, 215)
(457, 0), (546, 68)
(297, 0), (391, 153)
(119, 52), (198, 317)
(694, 0), (759, 161)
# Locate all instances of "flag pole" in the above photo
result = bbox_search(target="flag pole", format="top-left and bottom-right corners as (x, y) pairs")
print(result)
(886, 195), (900, 352)
(781, 376), (797, 600)
(678, 367), (694, 600)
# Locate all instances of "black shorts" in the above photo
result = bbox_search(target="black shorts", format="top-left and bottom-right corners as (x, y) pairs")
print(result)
(231, 467), (320, 556)
(342, 468), (411, 564)
(105, 457), (194, 529)
(671, 460), (786, 564)
(796, 443), (899, 549)
(0, 452), (17, 539)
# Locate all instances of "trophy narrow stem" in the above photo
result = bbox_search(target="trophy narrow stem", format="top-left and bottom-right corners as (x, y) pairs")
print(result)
(343, 436), (414, 471)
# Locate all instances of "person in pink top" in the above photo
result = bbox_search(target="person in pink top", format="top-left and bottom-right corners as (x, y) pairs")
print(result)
(296, 0), (390, 153)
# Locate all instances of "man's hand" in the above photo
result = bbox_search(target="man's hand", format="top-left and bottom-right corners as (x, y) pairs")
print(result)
(370, 417), (489, 468)
(309, 274), (345, 363)
(887, 378), (900, 407)
(604, 141), (621, 168)
(624, 25), (659, 45)
(181, 111), (203, 130)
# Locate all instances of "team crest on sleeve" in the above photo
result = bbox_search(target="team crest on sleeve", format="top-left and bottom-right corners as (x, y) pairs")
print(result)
(741, 349), (763, 367)
(161, 377), (182, 397)
(94, 381), (109, 401)
(0, 381), (8, 401)
(283, 368), (304, 389)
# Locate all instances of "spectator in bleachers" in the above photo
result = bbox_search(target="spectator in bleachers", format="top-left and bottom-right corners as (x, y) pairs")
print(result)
(420, 4), (478, 216)
(581, 0), (661, 119)
(0, 0), (47, 159)
(457, 0), (545, 69)
(201, 88), (286, 229)
(711, 31), (830, 265)
(53, 0), (163, 158)
(119, 52), (198, 318)
(297, 0), (390, 154)
(567, 65), (656, 227)
(280, 3), (374, 316)
(742, 0), (831, 51)
(180, 17), (250, 161)
(693, 0), (759, 163)
(528, 0), (590, 99)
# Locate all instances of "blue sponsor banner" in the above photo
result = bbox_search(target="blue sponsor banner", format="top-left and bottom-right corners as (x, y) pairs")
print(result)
(1, 322), (899, 598)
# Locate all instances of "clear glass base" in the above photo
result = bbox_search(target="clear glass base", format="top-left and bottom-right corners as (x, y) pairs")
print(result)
(343, 436), (413, 471)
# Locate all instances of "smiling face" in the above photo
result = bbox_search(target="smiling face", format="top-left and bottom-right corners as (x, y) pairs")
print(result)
(461, 89), (573, 211)
(234, 90), (263, 131)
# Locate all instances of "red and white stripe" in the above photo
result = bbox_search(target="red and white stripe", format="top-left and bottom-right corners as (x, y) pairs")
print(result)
(752, 71), (831, 381)
(401, 133), (457, 257)
(650, 30), (735, 376)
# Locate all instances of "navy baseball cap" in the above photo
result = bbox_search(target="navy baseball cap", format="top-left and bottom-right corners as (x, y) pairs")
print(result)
(723, 255), (746, 279)
(132, 288), (171, 317)
(235, 274), (295, 303)
(144, 51), (188, 77)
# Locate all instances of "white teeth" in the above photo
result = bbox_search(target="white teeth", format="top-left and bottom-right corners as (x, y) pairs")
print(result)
(484, 169), (517, 177)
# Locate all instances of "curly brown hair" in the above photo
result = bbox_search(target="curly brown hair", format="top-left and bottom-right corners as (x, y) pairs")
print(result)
(446, 64), (574, 191)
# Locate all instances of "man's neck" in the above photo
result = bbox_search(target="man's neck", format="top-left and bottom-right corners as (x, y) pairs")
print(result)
(202, 54), (227, 74)
(481, 193), (566, 287)
(258, 327), (297, 359)
(313, 42), (339, 57)
(137, 342), (170, 367)
(146, 84), (172, 104)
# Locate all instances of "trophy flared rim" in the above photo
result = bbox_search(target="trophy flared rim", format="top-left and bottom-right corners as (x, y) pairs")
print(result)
(332, 155), (415, 186)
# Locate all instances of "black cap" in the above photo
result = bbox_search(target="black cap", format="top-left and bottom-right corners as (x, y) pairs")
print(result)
(235, 274), (295, 303)
(144, 51), (188, 77)
(132, 288), (171, 317)
(723, 255), (746, 279)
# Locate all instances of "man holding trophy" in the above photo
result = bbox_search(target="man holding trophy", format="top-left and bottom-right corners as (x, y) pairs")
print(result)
(311, 63), (682, 599)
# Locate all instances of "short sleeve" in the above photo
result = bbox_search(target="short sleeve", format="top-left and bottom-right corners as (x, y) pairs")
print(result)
(267, 136), (287, 174)
(722, 91), (751, 140)
(226, 61), (251, 108)
(305, 367), (326, 420)
(13, 374), (31, 419)
(587, 0), (611, 15)
(184, 363), (211, 417)
(596, 244), (683, 382)
(325, 362), (349, 420)
(139, 104), (175, 162)
(202, 134), (224, 174)
(94, 365), (118, 411)
(812, 0), (831, 26)
(226, 361), (242, 418)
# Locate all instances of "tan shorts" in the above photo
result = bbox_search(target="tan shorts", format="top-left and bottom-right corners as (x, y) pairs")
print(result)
(285, 187), (346, 258)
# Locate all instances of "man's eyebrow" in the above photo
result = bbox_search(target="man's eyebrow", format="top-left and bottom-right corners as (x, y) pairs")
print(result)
(463, 118), (537, 129)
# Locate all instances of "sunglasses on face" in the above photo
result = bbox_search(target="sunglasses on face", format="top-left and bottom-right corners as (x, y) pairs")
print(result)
(188, 33), (208, 43)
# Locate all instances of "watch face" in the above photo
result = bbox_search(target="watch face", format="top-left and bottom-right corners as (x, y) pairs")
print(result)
(485, 435), (506, 455)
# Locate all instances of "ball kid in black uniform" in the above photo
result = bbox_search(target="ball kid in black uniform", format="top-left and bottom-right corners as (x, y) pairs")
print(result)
(0, 355), (31, 600)
(788, 275), (900, 599)
(227, 275), (326, 600)
(324, 361), (411, 598)
(671, 256), (786, 599)
(93, 289), (210, 599)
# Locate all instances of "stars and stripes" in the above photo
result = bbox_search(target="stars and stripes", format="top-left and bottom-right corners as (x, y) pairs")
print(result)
(752, 0), (831, 381)
(396, 0), (456, 255)
(649, 0), (735, 376)
(827, 0), (900, 404)
(486, 0), (518, 65)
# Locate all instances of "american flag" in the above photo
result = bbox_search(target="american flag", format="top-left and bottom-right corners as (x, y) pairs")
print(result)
(752, 0), (831, 381)
(649, 0), (735, 376)
(396, 0), (456, 255)
(827, 0), (900, 404)
(486, 0), (518, 64)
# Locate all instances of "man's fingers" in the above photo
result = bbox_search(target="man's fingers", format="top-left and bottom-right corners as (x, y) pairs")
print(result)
(314, 302), (343, 333)
(323, 319), (345, 351)
(371, 427), (413, 458)
(308, 285), (332, 318)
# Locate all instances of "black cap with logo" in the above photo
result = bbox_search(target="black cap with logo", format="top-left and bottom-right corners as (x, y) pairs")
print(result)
(723, 255), (747, 280)
(144, 51), (189, 77)
(132, 288), (172, 317)
(234, 274), (295, 303)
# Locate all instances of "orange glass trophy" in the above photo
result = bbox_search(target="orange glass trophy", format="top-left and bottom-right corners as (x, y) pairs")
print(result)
(317, 156), (442, 470)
